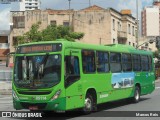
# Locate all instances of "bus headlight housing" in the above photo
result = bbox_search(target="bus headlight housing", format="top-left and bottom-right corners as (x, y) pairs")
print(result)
(12, 90), (19, 100)
(51, 89), (61, 101)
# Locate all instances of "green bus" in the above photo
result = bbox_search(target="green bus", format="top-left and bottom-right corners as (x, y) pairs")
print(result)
(8, 39), (155, 113)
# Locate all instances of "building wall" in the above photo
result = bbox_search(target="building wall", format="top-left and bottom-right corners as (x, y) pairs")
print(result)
(110, 10), (122, 44)
(24, 0), (40, 10)
(146, 7), (159, 36)
(73, 10), (111, 45)
(122, 15), (137, 47)
(73, 7), (137, 46)
(10, 10), (48, 53)
(47, 10), (70, 26)
(141, 6), (159, 51)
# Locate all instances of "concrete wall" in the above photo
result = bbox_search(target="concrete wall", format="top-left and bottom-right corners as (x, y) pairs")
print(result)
(73, 10), (111, 45)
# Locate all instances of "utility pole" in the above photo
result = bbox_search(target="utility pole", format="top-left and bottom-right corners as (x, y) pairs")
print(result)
(136, 0), (139, 48)
(89, 0), (91, 7)
(68, 0), (71, 26)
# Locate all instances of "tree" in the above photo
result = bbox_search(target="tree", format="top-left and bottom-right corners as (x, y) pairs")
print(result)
(17, 22), (84, 45)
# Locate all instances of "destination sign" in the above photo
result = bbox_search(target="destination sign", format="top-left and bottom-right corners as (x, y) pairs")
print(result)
(17, 43), (62, 54)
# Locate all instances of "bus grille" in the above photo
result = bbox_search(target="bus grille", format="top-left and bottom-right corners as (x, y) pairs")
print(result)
(20, 102), (47, 109)
(17, 91), (51, 95)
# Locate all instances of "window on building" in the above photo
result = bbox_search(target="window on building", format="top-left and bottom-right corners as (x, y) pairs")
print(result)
(129, 42), (131, 45)
(132, 26), (135, 36)
(50, 20), (56, 25)
(113, 19), (115, 30)
(122, 54), (132, 72)
(117, 22), (121, 31)
(96, 51), (109, 73)
(110, 52), (121, 72)
(13, 16), (25, 28)
(29, 3), (32, 5)
(82, 50), (95, 73)
(63, 21), (69, 26)
(128, 24), (131, 34)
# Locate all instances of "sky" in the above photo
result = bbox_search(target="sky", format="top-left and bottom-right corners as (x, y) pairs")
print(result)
(0, 0), (153, 30)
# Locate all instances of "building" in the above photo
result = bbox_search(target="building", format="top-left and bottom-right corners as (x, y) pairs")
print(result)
(9, 9), (71, 52)
(0, 0), (40, 11)
(24, 0), (40, 10)
(0, 30), (10, 62)
(73, 5), (137, 46)
(8, 6), (138, 64)
(141, 0), (160, 51)
(141, 6), (159, 37)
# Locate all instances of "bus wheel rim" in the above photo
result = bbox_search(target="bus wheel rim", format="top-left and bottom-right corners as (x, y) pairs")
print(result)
(85, 98), (92, 111)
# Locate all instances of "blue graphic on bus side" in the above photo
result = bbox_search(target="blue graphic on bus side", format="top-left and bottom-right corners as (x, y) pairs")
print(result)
(112, 72), (135, 89)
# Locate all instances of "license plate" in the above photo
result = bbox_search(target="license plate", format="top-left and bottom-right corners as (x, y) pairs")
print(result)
(29, 106), (38, 110)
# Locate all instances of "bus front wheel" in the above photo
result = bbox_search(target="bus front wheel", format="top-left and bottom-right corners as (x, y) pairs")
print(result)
(132, 86), (140, 103)
(83, 93), (94, 114)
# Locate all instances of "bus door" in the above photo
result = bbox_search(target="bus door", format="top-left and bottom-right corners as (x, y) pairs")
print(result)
(64, 49), (83, 110)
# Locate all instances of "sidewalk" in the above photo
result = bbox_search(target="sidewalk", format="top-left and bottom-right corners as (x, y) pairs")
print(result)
(155, 78), (160, 83)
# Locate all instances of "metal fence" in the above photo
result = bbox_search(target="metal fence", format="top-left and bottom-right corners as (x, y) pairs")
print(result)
(0, 64), (12, 93)
(0, 70), (12, 81)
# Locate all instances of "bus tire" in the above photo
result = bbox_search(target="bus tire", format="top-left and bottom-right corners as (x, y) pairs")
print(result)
(132, 86), (140, 103)
(83, 93), (94, 114)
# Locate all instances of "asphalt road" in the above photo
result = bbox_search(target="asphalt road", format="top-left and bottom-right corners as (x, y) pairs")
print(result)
(0, 82), (160, 120)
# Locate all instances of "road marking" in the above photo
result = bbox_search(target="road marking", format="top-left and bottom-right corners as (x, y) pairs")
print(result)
(0, 97), (12, 100)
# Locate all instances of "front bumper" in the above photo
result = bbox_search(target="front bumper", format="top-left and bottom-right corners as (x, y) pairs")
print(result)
(13, 97), (66, 111)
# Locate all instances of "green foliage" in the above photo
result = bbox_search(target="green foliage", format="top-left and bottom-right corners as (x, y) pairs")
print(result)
(16, 22), (84, 45)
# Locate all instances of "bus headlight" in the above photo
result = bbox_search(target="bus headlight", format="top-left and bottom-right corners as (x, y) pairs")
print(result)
(51, 89), (61, 101)
(12, 90), (19, 100)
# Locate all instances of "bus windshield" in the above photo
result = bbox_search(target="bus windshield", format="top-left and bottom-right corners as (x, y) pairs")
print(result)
(14, 54), (61, 89)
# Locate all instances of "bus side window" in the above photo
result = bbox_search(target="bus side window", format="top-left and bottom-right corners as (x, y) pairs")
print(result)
(65, 56), (80, 76)
(96, 51), (109, 73)
(82, 50), (95, 73)
(141, 55), (149, 71)
(122, 53), (132, 72)
(110, 52), (121, 73)
(132, 54), (141, 71)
